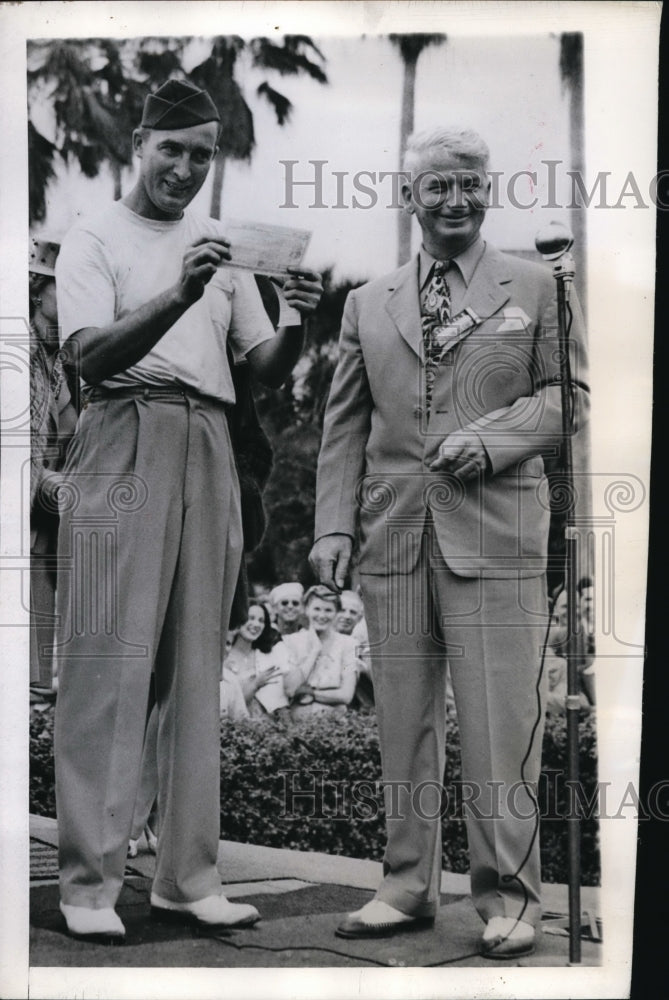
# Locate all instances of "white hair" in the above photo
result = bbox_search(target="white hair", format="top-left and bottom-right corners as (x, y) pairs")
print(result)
(403, 127), (490, 175)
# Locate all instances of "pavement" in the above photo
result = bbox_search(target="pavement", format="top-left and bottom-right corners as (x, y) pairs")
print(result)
(29, 813), (602, 969)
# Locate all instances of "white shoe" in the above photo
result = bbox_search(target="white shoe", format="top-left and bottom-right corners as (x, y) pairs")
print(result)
(59, 902), (125, 942)
(336, 899), (434, 938)
(481, 916), (535, 958)
(150, 891), (260, 928)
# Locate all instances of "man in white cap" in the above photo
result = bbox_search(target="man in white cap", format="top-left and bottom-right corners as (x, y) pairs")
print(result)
(54, 79), (322, 942)
(269, 582), (305, 636)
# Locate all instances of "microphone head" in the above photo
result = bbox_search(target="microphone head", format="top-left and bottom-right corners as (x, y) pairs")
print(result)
(535, 221), (574, 260)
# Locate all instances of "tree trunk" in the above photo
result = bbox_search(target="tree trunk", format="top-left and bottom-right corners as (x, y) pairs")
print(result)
(210, 151), (227, 220)
(397, 54), (418, 266)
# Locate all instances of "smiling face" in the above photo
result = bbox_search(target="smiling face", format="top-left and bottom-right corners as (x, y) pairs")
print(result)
(275, 596), (302, 629)
(335, 594), (364, 635)
(129, 121), (219, 221)
(402, 148), (490, 259)
(306, 597), (338, 636)
(238, 605), (266, 645)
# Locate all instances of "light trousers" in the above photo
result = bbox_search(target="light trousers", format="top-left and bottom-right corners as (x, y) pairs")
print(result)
(54, 393), (242, 908)
(360, 524), (549, 926)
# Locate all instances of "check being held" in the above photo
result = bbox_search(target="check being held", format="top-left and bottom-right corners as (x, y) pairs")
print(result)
(219, 219), (312, 279)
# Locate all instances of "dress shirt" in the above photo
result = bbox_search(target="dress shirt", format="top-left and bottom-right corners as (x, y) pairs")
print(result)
(419, 236), (486, 315)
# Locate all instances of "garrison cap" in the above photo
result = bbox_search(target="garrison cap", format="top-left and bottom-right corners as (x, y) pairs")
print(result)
(141, 79), (220, 130)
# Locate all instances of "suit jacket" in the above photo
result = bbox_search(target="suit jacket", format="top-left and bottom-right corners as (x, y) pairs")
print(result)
(314, 244), (589, 578)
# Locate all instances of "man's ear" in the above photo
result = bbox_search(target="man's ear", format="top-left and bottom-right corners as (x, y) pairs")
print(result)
(132, 128), (145, 158)
(401, 179), (414, 215)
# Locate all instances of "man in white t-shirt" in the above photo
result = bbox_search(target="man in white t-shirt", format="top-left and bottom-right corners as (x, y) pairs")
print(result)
(53, 79), (322, 942)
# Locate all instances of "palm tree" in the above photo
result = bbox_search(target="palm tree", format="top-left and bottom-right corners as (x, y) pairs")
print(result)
(189, 35), (328, 220)
(390, 33), (446, 265)
(28, 39), (138, 214)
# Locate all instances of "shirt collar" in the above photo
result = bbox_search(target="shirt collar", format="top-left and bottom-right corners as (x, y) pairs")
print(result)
(419, 236), (486, 291)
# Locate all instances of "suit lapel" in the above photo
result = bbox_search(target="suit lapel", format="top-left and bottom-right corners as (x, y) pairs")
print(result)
(460, 244), (512, 329)
(384, 258), (423, 359)
(382, 246), (514, 361)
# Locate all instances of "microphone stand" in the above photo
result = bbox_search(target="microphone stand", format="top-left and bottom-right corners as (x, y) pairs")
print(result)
(536, 222), (583, 965)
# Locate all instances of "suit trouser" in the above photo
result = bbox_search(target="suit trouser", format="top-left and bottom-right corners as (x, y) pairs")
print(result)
(359, 525), (549, 926)
(54, 392), (242, 908)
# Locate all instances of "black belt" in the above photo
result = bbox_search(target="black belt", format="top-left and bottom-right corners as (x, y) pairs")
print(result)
(83, 384), (230, 410)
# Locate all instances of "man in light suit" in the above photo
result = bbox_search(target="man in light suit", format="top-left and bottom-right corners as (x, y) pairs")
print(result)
(310, 127), (589, 957)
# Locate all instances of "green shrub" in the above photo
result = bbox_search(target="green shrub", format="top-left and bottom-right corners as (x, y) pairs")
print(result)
(29, 709), (56, 818)
(29, 704), (600, 885)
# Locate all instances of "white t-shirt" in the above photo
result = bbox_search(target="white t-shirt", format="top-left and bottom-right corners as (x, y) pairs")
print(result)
(56, 201), (276, 403)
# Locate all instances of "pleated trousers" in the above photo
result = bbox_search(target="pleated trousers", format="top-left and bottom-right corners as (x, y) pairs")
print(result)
(360, 523), (549, 926)
(54, 392), (242, 908)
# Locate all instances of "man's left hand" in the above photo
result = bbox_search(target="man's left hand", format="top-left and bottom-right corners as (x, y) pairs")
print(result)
(429, 431), (489, 479)
(282, 268), (323, 317)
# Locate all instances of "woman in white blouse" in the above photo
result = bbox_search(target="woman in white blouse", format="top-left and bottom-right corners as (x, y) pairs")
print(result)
(223, 603), (290, 720)
(283, 586), (358, 722)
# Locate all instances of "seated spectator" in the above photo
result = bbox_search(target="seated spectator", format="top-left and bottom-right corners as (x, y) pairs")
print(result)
(335, 590), (364, 635)
(223, 604), (291, 720)
(544, 588), (592, 715)
(284, 585), (357, 721)
(220, 632), (250, 720)
(334, 591), (375, 710)
(269, 582), (305, 636)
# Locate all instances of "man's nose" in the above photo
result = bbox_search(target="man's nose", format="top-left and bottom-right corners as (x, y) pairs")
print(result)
(172, 154), (192, 180)
(442, 184), (467, 209)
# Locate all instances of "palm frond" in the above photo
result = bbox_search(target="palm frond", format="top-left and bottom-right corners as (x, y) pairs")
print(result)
(389, 33), (446, 64)
(249, 37), (328, 83)
(256, 82), (292, 125)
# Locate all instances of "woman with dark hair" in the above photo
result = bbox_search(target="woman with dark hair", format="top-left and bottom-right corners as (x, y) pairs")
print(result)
(223, 603), (290, 719)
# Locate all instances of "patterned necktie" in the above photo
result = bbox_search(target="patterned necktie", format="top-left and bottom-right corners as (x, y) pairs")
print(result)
(421, 260), (452, 411)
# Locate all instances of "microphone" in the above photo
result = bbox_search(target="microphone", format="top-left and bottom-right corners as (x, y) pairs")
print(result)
(535, 221), (575, 299)
(534, 220), (574, 260)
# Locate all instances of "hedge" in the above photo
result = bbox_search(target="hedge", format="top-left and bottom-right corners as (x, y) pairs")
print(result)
(30, 705), (600, 885)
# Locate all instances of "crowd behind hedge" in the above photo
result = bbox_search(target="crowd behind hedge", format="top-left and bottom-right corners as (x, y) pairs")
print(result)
(30, 704), (600, 886)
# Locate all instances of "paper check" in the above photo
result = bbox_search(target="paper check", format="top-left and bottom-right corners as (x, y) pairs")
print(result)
(220, 219), (312, 278)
